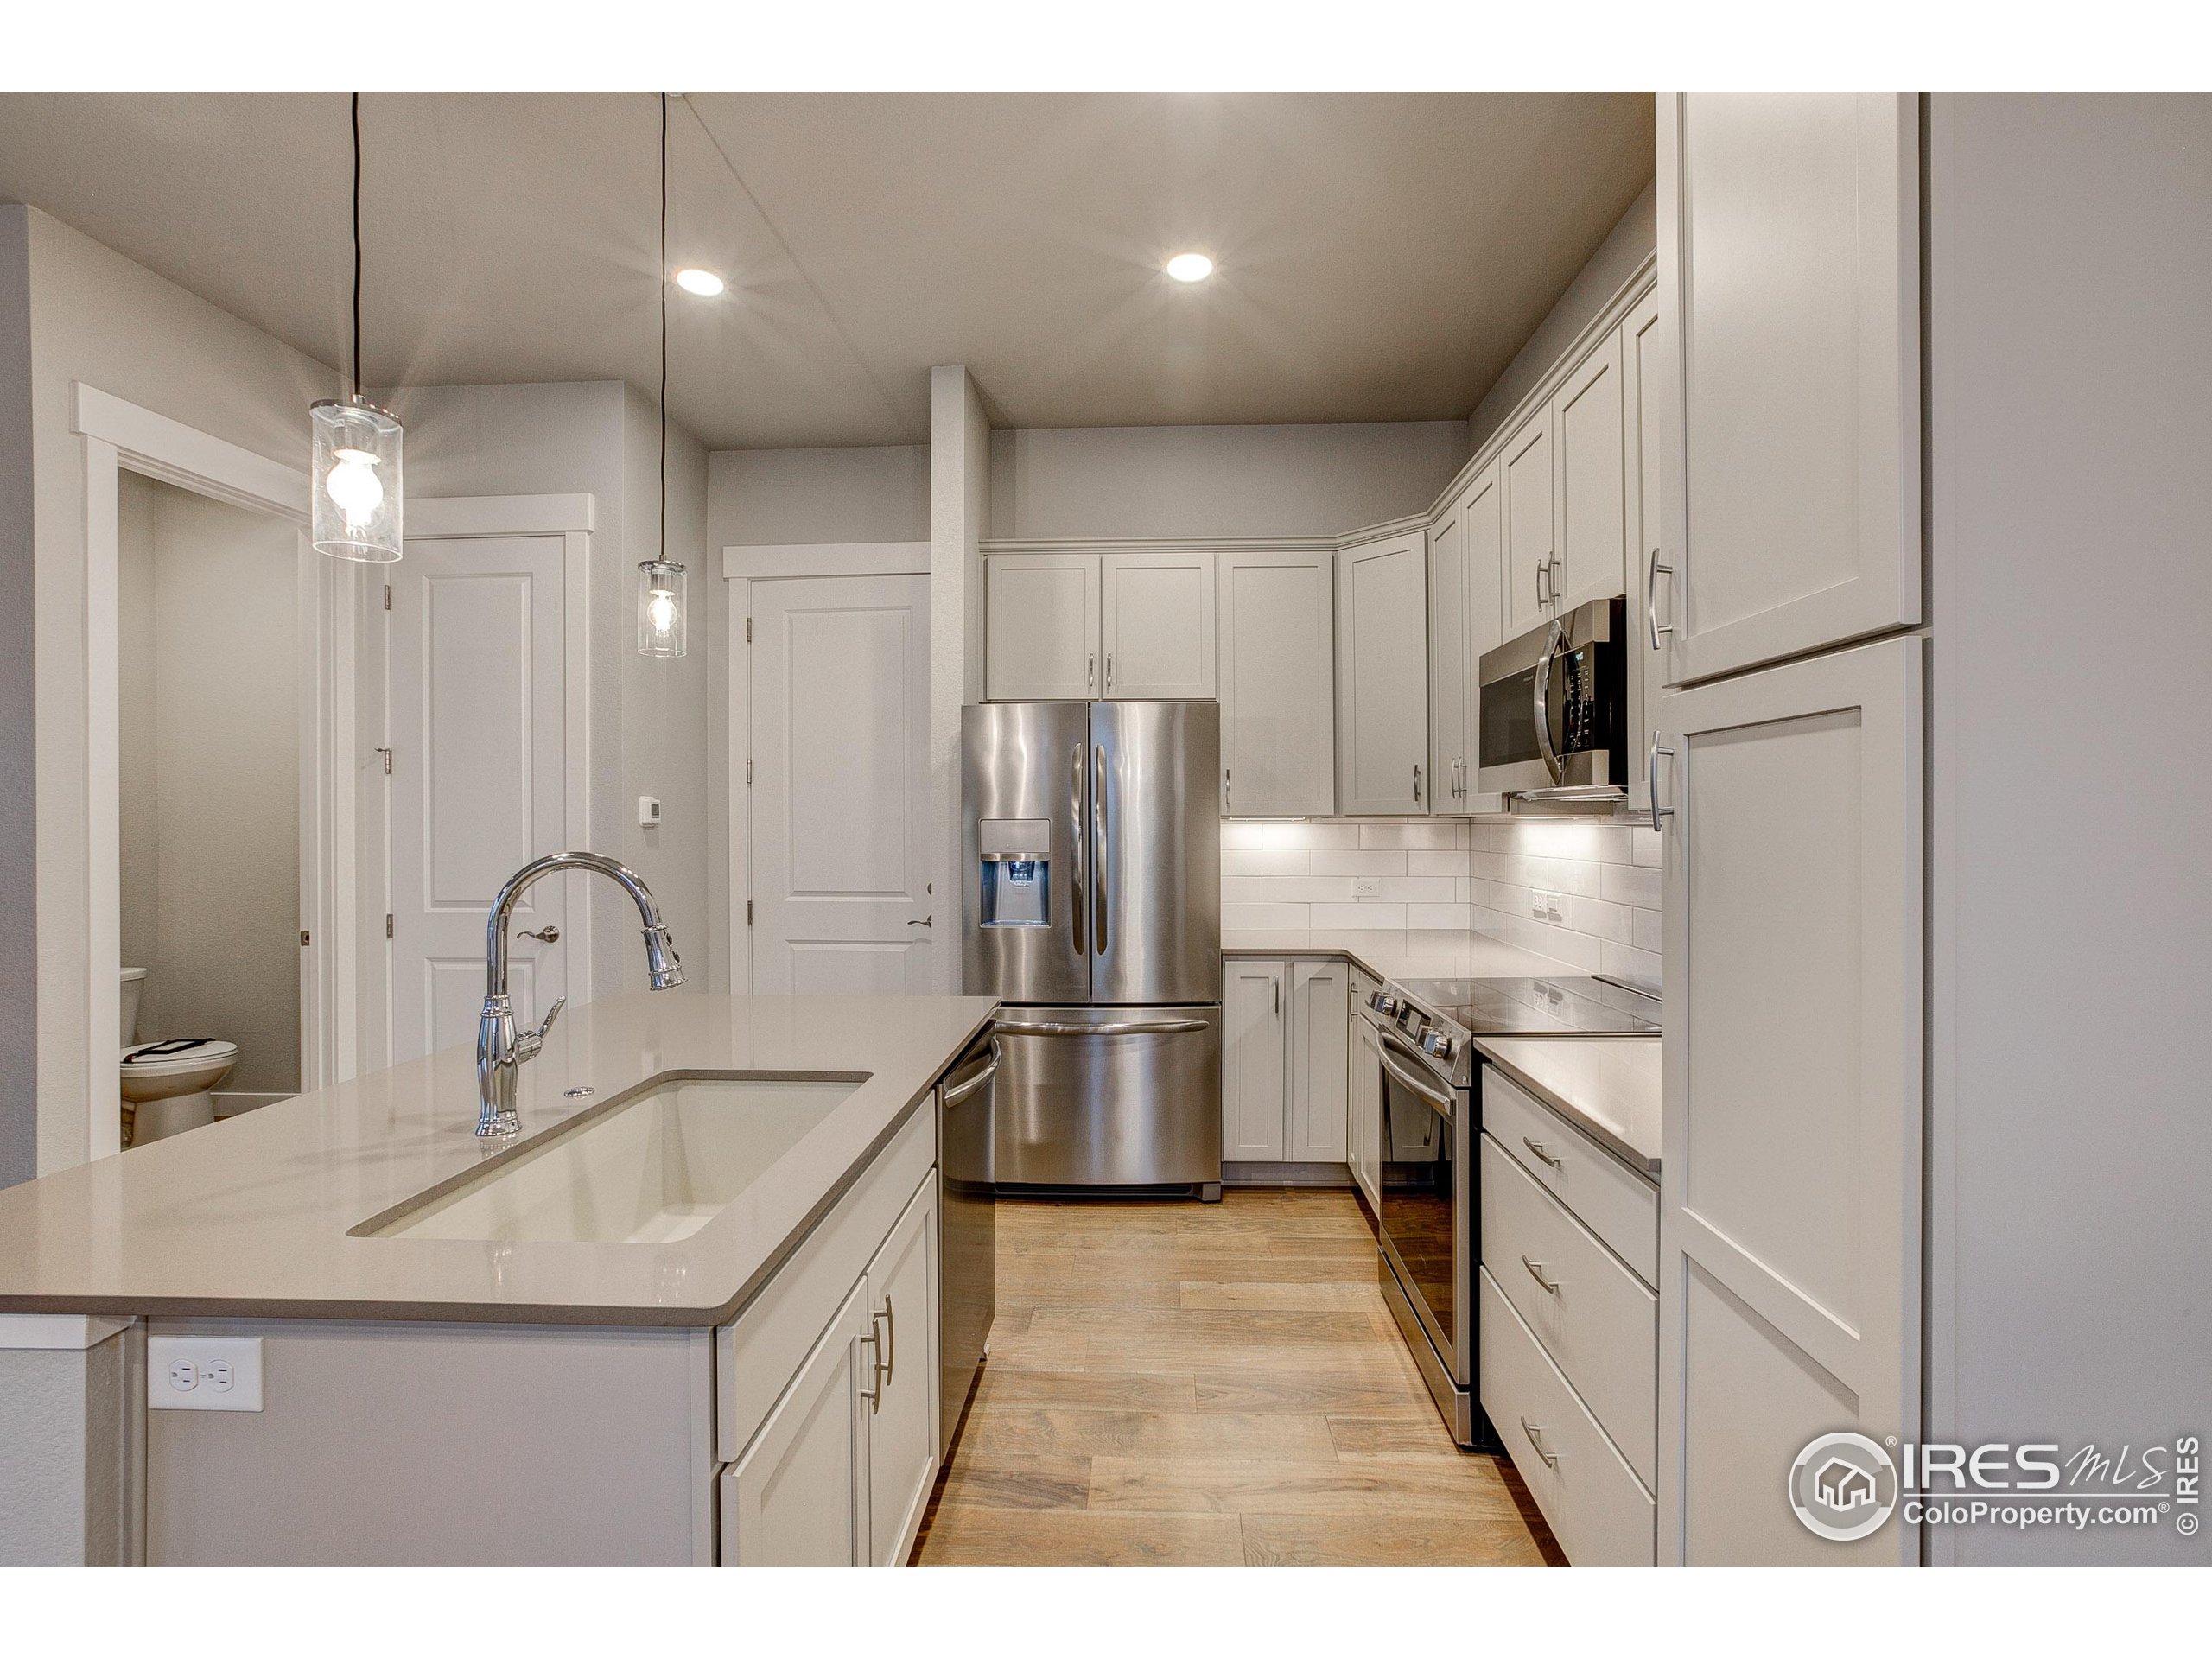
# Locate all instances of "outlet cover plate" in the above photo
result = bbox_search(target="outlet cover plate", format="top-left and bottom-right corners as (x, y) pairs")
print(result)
(1352, 876), (1382, 899)
(148, 1336), (264, 1411)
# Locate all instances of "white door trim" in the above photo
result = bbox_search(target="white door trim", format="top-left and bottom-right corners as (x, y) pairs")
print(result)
(724, 544), (931, 996)
(66, 383), (335, 1166)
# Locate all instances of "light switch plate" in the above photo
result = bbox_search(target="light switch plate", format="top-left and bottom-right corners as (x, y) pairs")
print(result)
(638, 795), (662, 829)
(1532, 889), (1566, 924)
(148, 1336), (264, 1411)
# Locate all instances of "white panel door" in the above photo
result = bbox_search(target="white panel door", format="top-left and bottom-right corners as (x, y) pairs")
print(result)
(388, 534), (569, 1063)
(1660, 92), (1921, 684)
(1426, 498), (1471, 810)
(1656, 635), (1922, 1565)
(1622, 289), (1671, 817)
(1460, 461), (1509, 814)
(865, 1182), (939, 1567)
(721, 1278), (870, 1566)
(1222, 959), (1287, 1162)
(1503, 411), (1556, 639)
(1335, 532), (1429, 817)
(1101, 550), (1215, 699)
(1286, 959), (1349, 1162)
(750, 575), (933, 996)
(1218, 550), (1334, 818)
(1552, 326), (1629, 613)
(984, 554), (1098, 700)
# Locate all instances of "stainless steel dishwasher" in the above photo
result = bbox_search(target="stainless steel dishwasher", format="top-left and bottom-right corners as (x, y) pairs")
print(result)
(937, 1028), (999, 1446)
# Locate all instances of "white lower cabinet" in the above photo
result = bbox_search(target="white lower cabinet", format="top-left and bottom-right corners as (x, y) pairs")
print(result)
(1222, 957), (1349, 1172)
(865, 1182), (940, 1567)
(721, 1281), (874, 1566)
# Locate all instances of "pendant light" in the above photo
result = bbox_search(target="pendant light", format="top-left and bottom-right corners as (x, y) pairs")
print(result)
(638, 91), (687, 658)
(310, 93), (403, 563)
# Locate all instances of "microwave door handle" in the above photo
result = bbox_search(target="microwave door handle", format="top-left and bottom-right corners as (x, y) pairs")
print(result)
(1532, 619), (1565, 785)
(1069, 741), (1085, 957)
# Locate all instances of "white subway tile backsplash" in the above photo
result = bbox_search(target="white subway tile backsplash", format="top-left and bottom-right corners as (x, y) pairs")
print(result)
(1310, 901), (1405, 929)
(1308, 849), (1406, 878)
(1264, 876), (1360, 904)
(1223, 901), (1311, 931)
(1222, 848), (1306, 878)
(1222, 822), (1267, 850)
(1359, 822), (1458, 850)
(1405, 849), (1463, 878)
(1601, 861), (1663, 909)
(1221, 877), (1268, 904)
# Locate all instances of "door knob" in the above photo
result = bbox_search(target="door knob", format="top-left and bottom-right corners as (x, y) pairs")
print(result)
(908, 915), (933, 928)
(520, 925), (560, 944)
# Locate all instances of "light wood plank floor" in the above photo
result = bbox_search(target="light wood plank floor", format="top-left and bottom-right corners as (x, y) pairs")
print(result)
(912, 1188), (1563, 1566)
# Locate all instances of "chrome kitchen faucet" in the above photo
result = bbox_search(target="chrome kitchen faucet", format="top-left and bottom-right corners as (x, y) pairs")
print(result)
(475, 851), (685, 1137)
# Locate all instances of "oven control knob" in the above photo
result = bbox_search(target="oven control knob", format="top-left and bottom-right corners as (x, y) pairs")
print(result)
(1370, 992), (1400, 1017)
(1421, 1030), (1455, 1061)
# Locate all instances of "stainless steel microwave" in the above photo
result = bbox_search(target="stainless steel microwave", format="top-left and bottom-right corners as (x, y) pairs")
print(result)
(1477, 596), (1628, 798)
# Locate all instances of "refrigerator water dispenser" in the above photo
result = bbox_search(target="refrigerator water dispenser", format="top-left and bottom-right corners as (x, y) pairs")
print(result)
(979, 817), (1051, 926)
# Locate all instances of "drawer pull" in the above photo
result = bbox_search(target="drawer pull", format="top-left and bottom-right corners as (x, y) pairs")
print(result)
(1522, 1255), (1560, 1296)
(1520, 1416), (1560, 1470)
(1522, 1135), (1565, 1170)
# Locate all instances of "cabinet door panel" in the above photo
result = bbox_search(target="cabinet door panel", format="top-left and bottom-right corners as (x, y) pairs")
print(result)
(721, 1279), (870, 1566)
(1219, 551), (1334, 817)
(1660, 92), (1920, 683)
(865, 1181), (939, 1567)
(1503, 412), (1555, 639)
(986, 554), (1098, 700)
(1223, 959), (1287, 1161)
(1427, 500), (1468, 810)
(1286, 959), (1349, 1162)
(1656, 636), (1922, 1564)
(1552, 327), (1628, 613)
(1622, 290), (1670, 816)
(1336, 533), (1430, 816)
(1460, 462), (1509, 813)
(1102, 551), (1216, 698)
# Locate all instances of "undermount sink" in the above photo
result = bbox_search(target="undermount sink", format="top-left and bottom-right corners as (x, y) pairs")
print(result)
(355, 1072), (868, 1245)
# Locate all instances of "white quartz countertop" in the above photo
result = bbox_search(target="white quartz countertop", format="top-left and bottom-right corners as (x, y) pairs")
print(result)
(1472, 1035), (1662, 1176)
(1222, 926), (1586, 987)
(0, 994), (998, 1328)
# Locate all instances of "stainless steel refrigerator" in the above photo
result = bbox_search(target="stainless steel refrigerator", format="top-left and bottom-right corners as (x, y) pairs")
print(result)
(962, 700), (1223, 1198)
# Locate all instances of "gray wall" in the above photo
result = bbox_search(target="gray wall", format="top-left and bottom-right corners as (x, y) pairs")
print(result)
(0, 210), (35, 1190)
(117, 474), (302, 1094)
(706, 445), (929, 549)
(1928, 92), (2212, 1565)
(1467, 181), (1656, 455)
(987, 420), (1471, 540)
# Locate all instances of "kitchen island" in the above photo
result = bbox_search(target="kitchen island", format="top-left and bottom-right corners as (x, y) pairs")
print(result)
(0, 992), (998, 1567)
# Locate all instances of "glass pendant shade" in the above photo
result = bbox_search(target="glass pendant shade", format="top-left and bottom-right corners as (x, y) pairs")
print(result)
(309, 398), (404, 563)
(638, 558), (687, 657)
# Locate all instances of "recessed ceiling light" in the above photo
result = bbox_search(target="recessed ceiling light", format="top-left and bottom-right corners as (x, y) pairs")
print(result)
(1165, 252), (1214, 283)
(672, 267), (726, 296)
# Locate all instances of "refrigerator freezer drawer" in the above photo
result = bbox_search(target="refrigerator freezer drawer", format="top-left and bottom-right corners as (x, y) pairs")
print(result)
(992, 1004), (1224, 1187)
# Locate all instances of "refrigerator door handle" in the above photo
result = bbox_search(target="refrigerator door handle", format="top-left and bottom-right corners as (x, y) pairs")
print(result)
(1092, 743), (1109, 956)
(1069, 741), (1086, 957)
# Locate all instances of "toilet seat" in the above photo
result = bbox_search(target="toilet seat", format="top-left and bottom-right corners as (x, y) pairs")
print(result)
(122, 1038), (238, 1077)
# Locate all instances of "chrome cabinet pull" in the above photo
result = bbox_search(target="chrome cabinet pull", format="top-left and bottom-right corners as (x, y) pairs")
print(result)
(1646, 557), (1675, 650)
(519, 925), (560, 944)
(1522, 1255), (1560, 1296)
(1092, 744), (1109, 954)
(1413, 762), (1421, 805)
(1087, 652), (1095, 692)
(1649, 732), (1675, 824)
(1522, 1135), (1564, 1170)
(1070, 743), (1086, 956)
(858, 1326), (881, 1406)
(1223, 766), (1230, 812)
(1105, 652), (1113, 692)
(1534, 559), (1549, 611)
(1274, 976), (1281, 1017)
(1520, 1416), (1560, 1469)
(876, 1297), (896, 1387)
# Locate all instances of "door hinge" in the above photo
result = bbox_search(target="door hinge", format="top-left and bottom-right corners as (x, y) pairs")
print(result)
(382, 584), (392, 611)
(375, 747), (392, 775)
(746, 758), (753, 785)
(745, 616), (753, 643)
(299, 930), (310, 948)
(746, 899), (753, 926)
(385, 913), (394, 940)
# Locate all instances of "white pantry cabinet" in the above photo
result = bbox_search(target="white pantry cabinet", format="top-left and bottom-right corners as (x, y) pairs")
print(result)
(1657, 92), (1921, 684)
(1223, 957), (1349, 1170)
(984, 551), (1215, 701)
(1218, 550), (1335, 817)
(1335, 531), (1430, 816)
(1654, 634), (1923, 1565)
(1550, 327), (1630, 615)
(1621, 289), (1671, 817)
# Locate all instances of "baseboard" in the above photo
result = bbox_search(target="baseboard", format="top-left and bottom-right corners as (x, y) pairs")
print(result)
(212, 1091), (292, 1118)
(1222, 1161), (1354, 1189)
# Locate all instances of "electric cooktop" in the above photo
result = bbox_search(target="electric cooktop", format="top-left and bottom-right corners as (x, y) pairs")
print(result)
(1397, 975), (1661, 1039)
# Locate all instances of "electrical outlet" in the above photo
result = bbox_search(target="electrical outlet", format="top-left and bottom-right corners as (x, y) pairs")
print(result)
(1532, 889), (1566, 924)
(1352, 876), (1382, 899)
(148, 1336), (264, 1412)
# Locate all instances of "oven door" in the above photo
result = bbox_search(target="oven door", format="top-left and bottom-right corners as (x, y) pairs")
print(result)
(1373, 1028), (1465, 1378)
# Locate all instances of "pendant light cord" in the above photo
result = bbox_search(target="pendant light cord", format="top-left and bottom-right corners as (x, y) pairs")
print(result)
(658, 91), (669, 566)
(351, 91), (363, 404)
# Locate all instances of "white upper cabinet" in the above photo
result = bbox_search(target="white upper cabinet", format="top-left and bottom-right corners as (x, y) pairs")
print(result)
(1336, 531), (1430, 816)
(1460, 461), (1509, 814)
(1218, 550), (1335, 818)
(1658, 92), (1921, 685)
(1623, 291), (1670, 816)
(1502, 410), (1556, 639)
(1426, 494), (1471, 810)
(985, 554), (1100, 700)
(1550, 327), (1629, 614)
(1101, 550), (1216, 699)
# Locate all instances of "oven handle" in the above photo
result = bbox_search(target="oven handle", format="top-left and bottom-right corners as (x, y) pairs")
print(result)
(995, 1018), (1210, 1039)
(1376, 1035), (1455, 1117)
(1532, 617), (1566, 786)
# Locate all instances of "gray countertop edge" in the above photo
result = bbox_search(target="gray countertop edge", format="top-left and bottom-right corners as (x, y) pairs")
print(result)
(1467, 1037), (1662, 1179)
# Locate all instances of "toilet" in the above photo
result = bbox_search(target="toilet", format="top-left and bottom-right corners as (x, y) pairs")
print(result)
(119, 967), (236, 1147)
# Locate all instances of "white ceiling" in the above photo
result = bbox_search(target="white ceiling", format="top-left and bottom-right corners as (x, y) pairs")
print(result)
(0, 92), (1654, 450)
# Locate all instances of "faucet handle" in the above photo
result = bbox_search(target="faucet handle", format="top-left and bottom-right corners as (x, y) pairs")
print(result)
(516, 996), (565, 1063)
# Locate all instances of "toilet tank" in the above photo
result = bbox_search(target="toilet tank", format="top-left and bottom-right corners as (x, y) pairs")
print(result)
(121, 968), (148, 1046)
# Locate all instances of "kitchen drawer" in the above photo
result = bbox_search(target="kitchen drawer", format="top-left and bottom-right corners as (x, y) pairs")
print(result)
(1481, 1135), (1657, 1487)
(1482, 1067), (1656, 1285)
(1478, 1268), (1656, 1566)
(715, 1101), (937, 1462)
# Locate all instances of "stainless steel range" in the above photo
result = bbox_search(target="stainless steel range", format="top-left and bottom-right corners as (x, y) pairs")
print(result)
(1360, 973), (1657, 1448)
